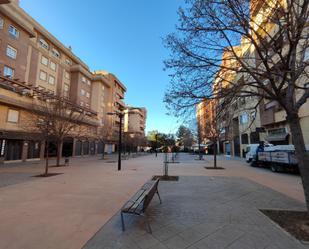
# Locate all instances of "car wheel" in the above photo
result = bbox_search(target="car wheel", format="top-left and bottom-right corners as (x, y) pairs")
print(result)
(271, 164), (277, 172)
(250, 161), (257, 167)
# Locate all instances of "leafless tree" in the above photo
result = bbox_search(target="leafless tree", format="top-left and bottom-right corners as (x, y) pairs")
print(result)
(164, 0), (309, 208)
(97, 125), (112, 159)
(28, 98), (87, 174)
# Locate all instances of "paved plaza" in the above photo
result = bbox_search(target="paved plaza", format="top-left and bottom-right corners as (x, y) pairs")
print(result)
(0, 153), (307, 249)
(84, 176), (307, 249)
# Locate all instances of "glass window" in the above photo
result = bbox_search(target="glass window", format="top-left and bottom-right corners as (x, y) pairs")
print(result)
(64, 71), (70, 80)
(39, 70), (47, 81)
(241, 134), (249, 144)
(65, 59), (72, 65)
(4, 66), (14, 78)
(64, 84), (69, 92)
(50, 61), (56, 71)
(87, 79), (91, 86)
(48, 75), (55, 85)
(80, 101), (84, 106)
(240, 113), (249, 124)
(8, 25), (19, 39)
(41, 55), (48, 66)
(7, 109), (19, 123)
(6, 45), (17, 59)
(51, 48), (60, 58)
(80, 89), (85, 96)
(86, 92), (90, 98)
(304, 47), (309, 61)
(0, 18), (4, 29)
(82, 76), (86, 83)
(39, 38), (49, 50)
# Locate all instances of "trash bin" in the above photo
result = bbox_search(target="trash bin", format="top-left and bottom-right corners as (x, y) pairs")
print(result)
(65, 158), (69, 166)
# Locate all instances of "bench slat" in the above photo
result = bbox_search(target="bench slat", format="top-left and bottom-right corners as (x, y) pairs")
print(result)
(121, 179), (159, 214)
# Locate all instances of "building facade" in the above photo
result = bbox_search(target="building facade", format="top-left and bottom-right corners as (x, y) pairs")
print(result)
(196, 0), (309, 158)
(0, 1), (130, 163)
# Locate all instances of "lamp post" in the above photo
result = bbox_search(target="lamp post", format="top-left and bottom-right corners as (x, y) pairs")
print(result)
(155, 133), (158, 157)
(107, 111), (124, 171)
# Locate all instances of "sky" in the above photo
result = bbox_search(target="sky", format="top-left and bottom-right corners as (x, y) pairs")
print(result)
(20, 0), (185, 134)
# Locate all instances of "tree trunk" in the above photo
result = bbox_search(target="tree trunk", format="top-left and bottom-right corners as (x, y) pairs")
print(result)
(45, 141), (49, 176)
(287, 113), (309, 210)
(56, 140), (63, 166)
(214, 141), (217, 168)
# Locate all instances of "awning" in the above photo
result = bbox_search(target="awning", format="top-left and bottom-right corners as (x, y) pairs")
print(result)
(265, 133), (289, 142)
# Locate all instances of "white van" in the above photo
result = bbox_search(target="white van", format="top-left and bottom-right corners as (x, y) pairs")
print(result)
(245, 143), (273, 163)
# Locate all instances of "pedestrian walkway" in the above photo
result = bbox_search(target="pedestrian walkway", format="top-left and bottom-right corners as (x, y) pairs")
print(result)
(0, 153), (306, 249)
(84, 176), (307, 249)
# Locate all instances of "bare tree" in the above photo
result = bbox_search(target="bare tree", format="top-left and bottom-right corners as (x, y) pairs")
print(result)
(97, 125), (112, 159)
(29, 98), (87, 171)
(164, 0), (309, 208)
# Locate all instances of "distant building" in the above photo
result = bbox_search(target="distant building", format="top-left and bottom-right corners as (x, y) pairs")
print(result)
(124, 106), (147, 136)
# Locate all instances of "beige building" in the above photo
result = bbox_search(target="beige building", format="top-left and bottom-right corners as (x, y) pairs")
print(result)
(198, 0), (309, 159)
(124, 106), (147, 136)
(251, 0), (309, 147)
(0, 0), (128, 162)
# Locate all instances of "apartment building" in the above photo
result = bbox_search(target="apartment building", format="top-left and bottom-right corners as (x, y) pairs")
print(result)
(250, 0), (309, 146)
(0, 0), (127, 163)
(124, 106), (146, 136)
(196, 99), (217, 153)
(197, 0), (309, 158)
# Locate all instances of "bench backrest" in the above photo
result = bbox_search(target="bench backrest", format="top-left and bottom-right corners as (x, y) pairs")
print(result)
(142, 178), (159, 212)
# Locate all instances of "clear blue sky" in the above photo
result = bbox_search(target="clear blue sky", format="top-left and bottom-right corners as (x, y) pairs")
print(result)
(20, 0), (184, 134)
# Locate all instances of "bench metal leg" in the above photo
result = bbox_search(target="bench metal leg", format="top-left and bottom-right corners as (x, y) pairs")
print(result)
(121, 212), (125, 231)
(143, 214), (152, 234)
(156, 190), (162, 204)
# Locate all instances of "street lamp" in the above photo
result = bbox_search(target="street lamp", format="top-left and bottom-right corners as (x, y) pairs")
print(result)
(155, 133), (158, 157)
(107, 111), (124, 171)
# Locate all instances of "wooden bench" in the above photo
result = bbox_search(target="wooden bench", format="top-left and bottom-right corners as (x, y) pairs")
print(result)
(121, 178), (161, 233)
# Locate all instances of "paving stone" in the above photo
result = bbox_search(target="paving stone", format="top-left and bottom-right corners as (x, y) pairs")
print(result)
(132, 233), (161, 249)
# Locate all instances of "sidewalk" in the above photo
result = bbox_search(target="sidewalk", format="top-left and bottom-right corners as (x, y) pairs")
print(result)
(0, 153), (306, 249)
(84, 175), (307, 249)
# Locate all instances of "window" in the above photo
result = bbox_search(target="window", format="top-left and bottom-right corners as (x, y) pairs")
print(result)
(265, 100), (277, 109)
(8, 25), (19, 39)
(64, 84), (69, 92)
(48, 75), (55, 85)
(64, 71), (70, 80)
(241, 134), (249, 144)
(51, 48), (60, 58)
(80, 89), (86, 96)
(6, 45), (17, 59)
(87, 79), (91, 86)
(0, 18), (3, 29)
(4, 66), (14, 78)
(65, 59), (72, 65)
(82, 76), (86, 83)
(39, 70), (47, 81)
(39, 38), (49, 50)
(80, 101), (84, 106)
(41, 55), (48, 66)
(50, 61), (56, 71)
(86, 92), (90, 98)
(240, 113), (249, 124)
(7, 109), (19, 123)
